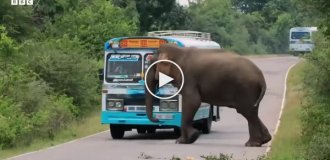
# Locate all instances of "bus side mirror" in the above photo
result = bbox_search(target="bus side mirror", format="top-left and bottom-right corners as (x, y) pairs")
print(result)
(98, 69), (104, 81)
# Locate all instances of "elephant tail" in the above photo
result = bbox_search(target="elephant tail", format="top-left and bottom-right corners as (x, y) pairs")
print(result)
(254, 81), (266, 108)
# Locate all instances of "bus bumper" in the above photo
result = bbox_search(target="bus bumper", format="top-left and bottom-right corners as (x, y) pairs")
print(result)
(101, 111), (182, 127)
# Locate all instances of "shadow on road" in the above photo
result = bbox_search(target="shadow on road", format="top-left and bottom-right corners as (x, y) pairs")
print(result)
(124, 130), (179, 140)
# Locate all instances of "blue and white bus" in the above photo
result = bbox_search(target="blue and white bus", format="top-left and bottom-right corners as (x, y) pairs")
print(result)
(289, 27), (317, 54)
(100, 30), (221, 139)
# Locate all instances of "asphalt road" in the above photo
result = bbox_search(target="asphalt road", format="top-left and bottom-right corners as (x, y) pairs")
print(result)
(10, 56), (299, 160)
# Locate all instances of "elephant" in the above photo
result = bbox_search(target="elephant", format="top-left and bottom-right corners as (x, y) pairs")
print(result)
(145, 44), (272, 146)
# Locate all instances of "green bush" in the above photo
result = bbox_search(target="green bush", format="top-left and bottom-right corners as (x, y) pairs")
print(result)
(301, 96), (330, 160)
(305, 126), (330, 160)
(0, 26), (79, 148)
(0, 97), (35, 147)
(301, 33), (330, 160)
(0, 114), (14, 149)
(0, 97), (27, 149)
(21, 36), (99, 113)
(0, 64), (79, 148)
(31, 95), (77, 140)
(0, 63), (78, 148)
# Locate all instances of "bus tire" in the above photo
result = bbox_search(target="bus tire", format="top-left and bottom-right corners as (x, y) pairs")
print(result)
(110, 124), (125, 139)
(137, 128), (146, 134)
(146, 128), (156, 134)
(201, 117), (212, 134)
(202, 106), (213, 134)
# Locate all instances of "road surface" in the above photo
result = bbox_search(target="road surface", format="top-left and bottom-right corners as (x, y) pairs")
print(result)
(10, 56), (299, 160)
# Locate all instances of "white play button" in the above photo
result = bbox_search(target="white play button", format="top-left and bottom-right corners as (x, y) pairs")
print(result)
(159, 72), (174, 88)
(144, 60), (184, 100)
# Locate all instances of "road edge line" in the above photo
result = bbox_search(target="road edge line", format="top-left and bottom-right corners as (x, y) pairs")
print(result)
(7, 130), (109, 160)
(265, 61), (299, 154)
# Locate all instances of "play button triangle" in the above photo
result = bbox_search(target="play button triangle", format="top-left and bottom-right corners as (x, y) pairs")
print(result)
(144, 59), (184, 99)
(159, 72), (174, 88)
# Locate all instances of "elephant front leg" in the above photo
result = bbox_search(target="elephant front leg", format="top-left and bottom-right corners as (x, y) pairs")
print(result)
(176, 91), (201, 144)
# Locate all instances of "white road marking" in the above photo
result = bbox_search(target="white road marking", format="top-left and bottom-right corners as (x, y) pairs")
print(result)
(7, 130), (109, 160)
(265, 61), (299, 153)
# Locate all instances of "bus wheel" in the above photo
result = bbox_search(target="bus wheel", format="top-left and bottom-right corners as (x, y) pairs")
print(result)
(202, 108), (213, 134)
(201, 117), (212, 134)
(146, 128), (156, 134)
(137, 128), (146, 134)
(110, 124), (125, 139)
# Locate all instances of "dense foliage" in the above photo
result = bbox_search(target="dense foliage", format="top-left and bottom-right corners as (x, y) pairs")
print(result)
(0, 27), (77, 148)
(299, 0), (330, 158)
(112, 0), (190, 33)
(185, 0), (300, 54)
(0, 0), (137, 149)
(0, 0), (328, 157)
(301, 36), (329, 160)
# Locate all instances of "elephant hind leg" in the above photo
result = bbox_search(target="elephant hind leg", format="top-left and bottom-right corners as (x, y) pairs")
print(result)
(258, 117), (272, 144)
(237, 106), (271, 147)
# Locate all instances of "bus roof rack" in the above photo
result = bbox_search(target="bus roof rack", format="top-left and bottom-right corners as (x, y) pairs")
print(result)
(147, 30), (211, 41)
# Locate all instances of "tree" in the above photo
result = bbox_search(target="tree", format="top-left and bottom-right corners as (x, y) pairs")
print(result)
(112, 0), (190, 33)
(300, 0), (330, 38)
(45, 0), (138, 55)
(232, 0), (268, 13)
(187, 0), (268, 54)
(261, 0), (296, 24)
(0, 1), (34, 40)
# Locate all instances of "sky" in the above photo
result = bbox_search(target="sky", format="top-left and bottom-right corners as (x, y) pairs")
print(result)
(176, 0), (189, 6)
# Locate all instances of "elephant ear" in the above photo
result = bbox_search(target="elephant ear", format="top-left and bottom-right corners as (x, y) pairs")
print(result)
(158, 43), (183, 61)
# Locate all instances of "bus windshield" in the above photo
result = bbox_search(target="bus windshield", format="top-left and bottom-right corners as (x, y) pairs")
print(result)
(291, 32), (311, 40)
(106, 54), (142, 80)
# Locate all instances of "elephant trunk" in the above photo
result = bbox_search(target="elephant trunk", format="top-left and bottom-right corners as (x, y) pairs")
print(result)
(145, 65), (159, 122)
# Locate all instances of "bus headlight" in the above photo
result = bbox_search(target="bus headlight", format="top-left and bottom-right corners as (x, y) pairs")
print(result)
(106, 99), (124, 111)
(160, 100), (178, 112)
(108, 101), (115, 108)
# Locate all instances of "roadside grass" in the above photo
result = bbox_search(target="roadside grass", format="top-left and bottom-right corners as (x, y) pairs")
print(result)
(267, 61), (305, 160)
(0, 110), (108, 159)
